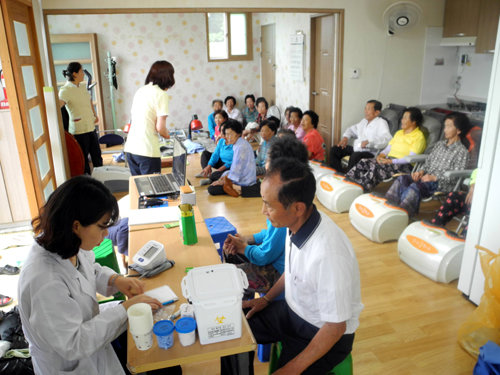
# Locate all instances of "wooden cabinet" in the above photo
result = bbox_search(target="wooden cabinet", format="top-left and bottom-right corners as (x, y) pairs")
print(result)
(443, 0), (481, 37)
(476, 0), (500, 53)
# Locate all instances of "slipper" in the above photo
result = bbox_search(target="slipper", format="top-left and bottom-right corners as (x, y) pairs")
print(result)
(0, 294), (12, 307)
(0, 265), (20, 275)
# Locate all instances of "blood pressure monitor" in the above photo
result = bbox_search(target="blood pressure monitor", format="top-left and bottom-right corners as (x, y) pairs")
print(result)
(132, 240), (166, 270)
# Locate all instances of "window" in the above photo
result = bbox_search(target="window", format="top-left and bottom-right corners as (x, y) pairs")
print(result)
(206, 12), (252, 61)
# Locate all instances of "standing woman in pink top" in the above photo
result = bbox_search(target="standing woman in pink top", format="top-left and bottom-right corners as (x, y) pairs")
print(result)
(301, 110), (325, 161)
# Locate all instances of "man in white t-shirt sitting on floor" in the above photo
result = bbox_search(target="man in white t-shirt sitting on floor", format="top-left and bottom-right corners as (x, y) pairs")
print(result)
(221, 158), (363, 374)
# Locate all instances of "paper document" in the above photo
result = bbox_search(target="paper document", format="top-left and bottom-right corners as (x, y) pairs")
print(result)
(145, 285), (178, 305)
(129, 206), (179, 226)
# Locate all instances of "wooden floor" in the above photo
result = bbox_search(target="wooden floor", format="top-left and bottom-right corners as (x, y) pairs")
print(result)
(106, 151), (477, 374)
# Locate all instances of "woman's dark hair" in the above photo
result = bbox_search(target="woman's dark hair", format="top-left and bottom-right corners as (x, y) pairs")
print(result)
(245, 94), (255, 103)
(223, 119), (243, 135)
(256, 97), (269, 109)
(289, 107), (303, 119)
(277, 129), (296, 138)
(32, 176), (119, 259)
(145, 60), (175, 90)
(212, 99), (223, 107)
(224, 96), (236, 106)
(268, 136), (308, 164)
(214, 109), (228, 121)
(62, 62), (82, 81)
(266, 157), (315, 209)
(404, 107), (423, 127)
(445, 112), (471, 147)
(303, 110), (319, 128)
(260, 119), (278, 134)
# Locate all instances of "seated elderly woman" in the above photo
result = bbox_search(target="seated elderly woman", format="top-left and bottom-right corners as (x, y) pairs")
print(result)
(255, 118), (278, 176)
(287, 107), (305, 140)
(199, 109), (229, 170)
(385, 112), (471, 218)
(208, 119), (260, 198)
(345, 107), (427, 191)
(199, 122), (233, 184)
(224, 95), (243, 123)
(301, 110), (325, 161)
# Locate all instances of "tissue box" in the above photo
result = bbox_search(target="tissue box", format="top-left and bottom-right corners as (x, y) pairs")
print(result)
(181, 185), (196, 205)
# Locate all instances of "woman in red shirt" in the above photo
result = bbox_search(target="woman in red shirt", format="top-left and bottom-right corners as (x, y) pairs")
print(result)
(301, 110), (325, 161)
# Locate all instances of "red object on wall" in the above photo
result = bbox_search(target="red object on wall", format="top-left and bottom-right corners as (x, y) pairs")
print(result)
(0, 70), (9, 110)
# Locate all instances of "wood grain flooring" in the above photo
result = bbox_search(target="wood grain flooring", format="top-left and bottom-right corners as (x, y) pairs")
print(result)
(183, 154), (476, 375)
(103, 150), (477, 374)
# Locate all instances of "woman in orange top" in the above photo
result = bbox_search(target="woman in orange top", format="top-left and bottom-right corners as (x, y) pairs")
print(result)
(301, 110), (325, 161)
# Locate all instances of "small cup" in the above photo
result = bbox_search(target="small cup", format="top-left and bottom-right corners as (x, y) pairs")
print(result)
(127, 303), (154, 351)
(153, 320), (175, 349)
(180, 303), (195, 318)
(175, 317), (197, 347)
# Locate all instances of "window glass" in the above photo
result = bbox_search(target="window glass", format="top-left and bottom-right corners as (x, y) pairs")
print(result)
(208, 13), (228, 60)
(230, 13), (247, 56)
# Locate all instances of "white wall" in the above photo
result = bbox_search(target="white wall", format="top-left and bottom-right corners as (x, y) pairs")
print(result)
(41, 0), (446, 134)
(420, 27), (494, 104)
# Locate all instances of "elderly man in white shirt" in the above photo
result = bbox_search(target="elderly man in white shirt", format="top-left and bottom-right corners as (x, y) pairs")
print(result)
(221, 157), (363, 375)
(329, 100), (392, 172)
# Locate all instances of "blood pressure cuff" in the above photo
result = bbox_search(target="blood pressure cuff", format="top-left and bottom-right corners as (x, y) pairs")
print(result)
(128, 259), (175, 278)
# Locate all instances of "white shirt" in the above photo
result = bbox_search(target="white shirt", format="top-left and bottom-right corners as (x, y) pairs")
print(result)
(343, 116), (392, 153)
(125, 83), (169, 157)
(18, 242), (127, 374)
(225, 107), (243, 123)
(285, 208), (363, 333)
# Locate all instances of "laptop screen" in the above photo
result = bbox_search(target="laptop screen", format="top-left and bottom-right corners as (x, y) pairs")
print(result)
(172, 137), (187, 186)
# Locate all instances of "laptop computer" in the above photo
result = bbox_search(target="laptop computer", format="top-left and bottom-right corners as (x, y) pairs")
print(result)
(134, 137), (187, 197)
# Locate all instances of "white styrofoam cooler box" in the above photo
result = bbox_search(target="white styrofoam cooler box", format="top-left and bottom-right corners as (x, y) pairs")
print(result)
(181, 264), (248, 345)
(398, 221), (465, 283)
(349, 193), (409, 243)
(316, 173), (364, 213)
(309, 160), (336, 181)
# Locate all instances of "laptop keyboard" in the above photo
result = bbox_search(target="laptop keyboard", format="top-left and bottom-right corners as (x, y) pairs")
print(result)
(150, 175), (175, 193)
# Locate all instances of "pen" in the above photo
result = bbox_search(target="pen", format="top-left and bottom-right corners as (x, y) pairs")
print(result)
(162, 299), (177, 306)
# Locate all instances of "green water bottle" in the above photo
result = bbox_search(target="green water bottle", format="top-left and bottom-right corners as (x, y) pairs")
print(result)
(179, 204), (198, 245)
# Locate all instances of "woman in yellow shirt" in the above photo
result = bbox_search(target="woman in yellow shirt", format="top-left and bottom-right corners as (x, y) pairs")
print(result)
(59, 62), (102, 175)
(345, 107), (426, 191)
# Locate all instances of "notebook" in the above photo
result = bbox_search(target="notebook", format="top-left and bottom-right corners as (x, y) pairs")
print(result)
(134, 137), (187, 197)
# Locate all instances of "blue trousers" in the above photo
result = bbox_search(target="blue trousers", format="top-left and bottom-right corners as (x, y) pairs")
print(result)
(126, 153), (161, 176)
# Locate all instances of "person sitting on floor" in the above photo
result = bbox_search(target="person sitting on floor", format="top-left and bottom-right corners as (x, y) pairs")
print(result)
(345, 107), (427, 192)
(223, 136), (309, 299)
(385, 112), (470, 218)
(242, 94), (258, 125)
(287, 107), (305, 140)
(199, 109), (229, 171)
(301, 110), (326, 161)
(208, 119), (260, 198)
(255, 97), (269, 124)
(224, 95), (243, 124)
(199, 122), (233, 185)
(329, 100), (392, 173)
(207, 99), (223, 139)
(255, 118), (279, 176)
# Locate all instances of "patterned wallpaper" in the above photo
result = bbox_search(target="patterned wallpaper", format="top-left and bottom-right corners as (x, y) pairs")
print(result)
(47, 13), (262, 130)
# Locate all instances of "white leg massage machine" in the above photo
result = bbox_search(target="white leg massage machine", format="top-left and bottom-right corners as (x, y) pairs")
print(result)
(309, 160), (337, 181)
(349, 193), (409, 243)
(316, 173), (364, 213)
(397, 220), (465, 283)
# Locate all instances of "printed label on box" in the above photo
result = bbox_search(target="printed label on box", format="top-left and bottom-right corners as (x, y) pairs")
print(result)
(208, 323), (235, 339)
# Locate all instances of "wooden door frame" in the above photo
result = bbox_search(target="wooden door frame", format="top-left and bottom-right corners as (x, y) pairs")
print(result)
(260, 23), (276, 107)
(0, 0), (56, 218)
(310, 12), (344, 147)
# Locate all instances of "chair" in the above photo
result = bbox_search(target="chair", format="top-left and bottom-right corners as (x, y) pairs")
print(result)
(64, 131), (85, 177)
(268, 341), (353, 375)
(93, 238), (125, 303)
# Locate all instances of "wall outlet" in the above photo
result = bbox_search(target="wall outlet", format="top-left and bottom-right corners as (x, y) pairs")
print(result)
(350, 68), (360, 79)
